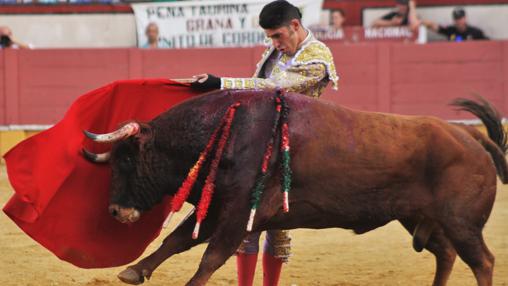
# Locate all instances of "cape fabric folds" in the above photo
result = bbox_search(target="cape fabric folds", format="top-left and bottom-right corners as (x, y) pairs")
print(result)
(2, 79), (199, 268)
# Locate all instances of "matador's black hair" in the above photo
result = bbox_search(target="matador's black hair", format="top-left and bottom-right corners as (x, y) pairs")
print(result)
(259, 0), (302, 29)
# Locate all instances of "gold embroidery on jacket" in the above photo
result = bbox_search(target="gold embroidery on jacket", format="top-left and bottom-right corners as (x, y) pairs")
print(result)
(220, 32), (339, 98)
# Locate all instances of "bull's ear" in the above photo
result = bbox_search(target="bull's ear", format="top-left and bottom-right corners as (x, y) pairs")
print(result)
(135, 123), (154, 149)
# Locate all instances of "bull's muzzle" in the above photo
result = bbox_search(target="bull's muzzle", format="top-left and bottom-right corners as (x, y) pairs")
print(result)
(109, 204), (141, 223)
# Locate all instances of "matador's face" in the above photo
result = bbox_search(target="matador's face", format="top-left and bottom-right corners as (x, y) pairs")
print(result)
(264, 19), (301, 56)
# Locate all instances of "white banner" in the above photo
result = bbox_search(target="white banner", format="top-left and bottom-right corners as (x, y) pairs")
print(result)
(131, 0), (324, 48)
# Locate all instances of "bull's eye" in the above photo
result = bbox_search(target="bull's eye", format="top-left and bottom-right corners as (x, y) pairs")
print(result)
(119, 156), (135, 172)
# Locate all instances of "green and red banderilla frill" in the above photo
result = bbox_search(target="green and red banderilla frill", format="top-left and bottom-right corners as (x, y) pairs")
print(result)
(164, 91), (292, 238)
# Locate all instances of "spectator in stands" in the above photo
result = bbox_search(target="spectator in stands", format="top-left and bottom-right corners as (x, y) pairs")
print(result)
(141, 22), (169, 49)
(423, 7), (488, 41)
(309, 9), (345, 40)
(0, 26), (31, 49)
(372, 0), (420, 31)
(330, 9), (346, 31)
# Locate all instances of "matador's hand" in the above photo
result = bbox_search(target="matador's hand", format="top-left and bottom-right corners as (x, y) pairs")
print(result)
(190, 74), (221, 91)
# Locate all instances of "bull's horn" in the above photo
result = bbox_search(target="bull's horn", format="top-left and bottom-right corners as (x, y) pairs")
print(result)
(82, 148), (111, 163)
(84, 122), (140, 143)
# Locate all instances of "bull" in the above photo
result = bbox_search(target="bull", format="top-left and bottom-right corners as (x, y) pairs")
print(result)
(83, 90), (507, 286)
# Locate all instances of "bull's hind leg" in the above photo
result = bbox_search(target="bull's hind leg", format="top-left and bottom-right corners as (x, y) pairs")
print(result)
(437, 166), (496, 285)
(441, 221), (494, 286)
(435, 165), (497, 286)
(399, 219), (457, 286)
(425, 229), (457, 286)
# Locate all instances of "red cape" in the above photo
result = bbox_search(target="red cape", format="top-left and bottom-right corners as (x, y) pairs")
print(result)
(3, 79), (199, 268)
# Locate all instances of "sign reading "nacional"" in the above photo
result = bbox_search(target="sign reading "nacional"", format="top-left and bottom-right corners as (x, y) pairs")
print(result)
(132, 0), (323, 49)
(311, 26), (418, 43)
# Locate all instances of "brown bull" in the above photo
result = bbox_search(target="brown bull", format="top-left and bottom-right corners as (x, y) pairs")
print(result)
(83, 90), (507, 286)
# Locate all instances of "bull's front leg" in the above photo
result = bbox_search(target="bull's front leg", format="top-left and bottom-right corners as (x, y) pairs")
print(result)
(185, 215), (249, 286)
(118, 210), (215, 285)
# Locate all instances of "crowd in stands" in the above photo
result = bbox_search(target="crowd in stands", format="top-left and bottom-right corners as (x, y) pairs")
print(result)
(378, 0), (488, 41)
(0, 0), (492, 49)
(310, 0), (489, 43)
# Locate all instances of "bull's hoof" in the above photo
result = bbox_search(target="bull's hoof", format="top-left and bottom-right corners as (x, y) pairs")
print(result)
(118, 267), (145, 285)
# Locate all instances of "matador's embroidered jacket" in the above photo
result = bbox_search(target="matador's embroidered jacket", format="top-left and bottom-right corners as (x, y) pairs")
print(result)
(220, 31), (339, 98)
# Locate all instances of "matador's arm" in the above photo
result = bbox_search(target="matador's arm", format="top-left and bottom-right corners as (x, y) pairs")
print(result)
(219, 63), (327, 97)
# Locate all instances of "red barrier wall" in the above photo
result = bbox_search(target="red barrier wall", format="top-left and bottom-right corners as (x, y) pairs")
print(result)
(1, 40), (508, 125)
(325, 41), (508, 119)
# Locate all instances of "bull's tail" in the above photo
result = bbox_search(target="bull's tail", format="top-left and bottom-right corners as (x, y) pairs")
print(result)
(450, 97), (508, 183)
(412, 97), (508, 253)
(413, 118), (508, 252)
